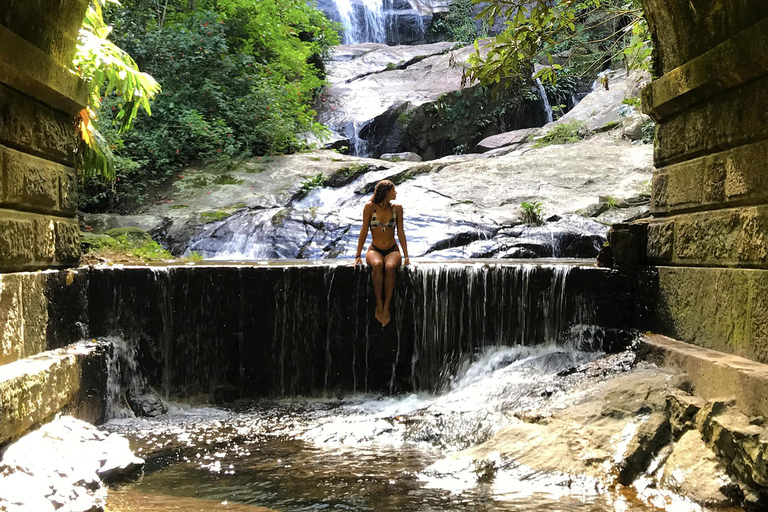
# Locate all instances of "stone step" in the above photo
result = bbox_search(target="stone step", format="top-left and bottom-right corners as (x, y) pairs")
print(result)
(0, 269), (88, 367)
(640, 333), (768, 418)
(0, 341), (107, 446)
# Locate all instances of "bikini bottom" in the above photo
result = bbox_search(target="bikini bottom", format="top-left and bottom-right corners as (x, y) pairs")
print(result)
(371, 243), (399, 257)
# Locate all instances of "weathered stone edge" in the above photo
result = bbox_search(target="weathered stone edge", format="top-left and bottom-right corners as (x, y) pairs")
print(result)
(645, 205), (768, 268)
(0, 26), (88, 116)
(640, 333), (768, 418)
(643, 17), (768, 122)
(653, 73), (768, 168)
(0, 209), (80, 271)
(1, 145), (78, 216)
(651, 138), (768, 215)
(0, 341), (106, 447)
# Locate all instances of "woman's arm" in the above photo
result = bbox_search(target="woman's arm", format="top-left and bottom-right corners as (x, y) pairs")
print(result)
(395, 204), (410, 264)
(355, 203), (373, 265)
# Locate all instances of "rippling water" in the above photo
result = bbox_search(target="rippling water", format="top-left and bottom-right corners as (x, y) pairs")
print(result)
(103, 346), (709, 512)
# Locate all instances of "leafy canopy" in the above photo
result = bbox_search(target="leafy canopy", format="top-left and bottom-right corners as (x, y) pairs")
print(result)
(466, 0), (651, 86)
(73, 0), (161, 180)
(78, 0), (340, 212)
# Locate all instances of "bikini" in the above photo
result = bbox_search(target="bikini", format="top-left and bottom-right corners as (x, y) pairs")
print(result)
(370, 205), (399, 256)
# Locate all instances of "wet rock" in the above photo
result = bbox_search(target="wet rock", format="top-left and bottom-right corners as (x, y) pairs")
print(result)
(317, 42), (548, 158)
(0, 416), (143, 512)
(617, 412), (671, 485)
(475, 128), (538, 152)
(696, 400), (768, 489)
(127, 391), (168, 418)
(666, 390), (705, 436)
(380, 151), (422, 162)
(658, 430), (737, 506)
(621, 112), (652, 141)
(542, 69), (632, 133)
(444, 368), (676, 484)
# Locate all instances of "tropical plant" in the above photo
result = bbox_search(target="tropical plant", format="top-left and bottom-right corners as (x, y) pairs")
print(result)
(79, 0), (340, 212)
(533, 120), (585, 148)
(73, 0), (161, 180)
(520, 201), (544, 225)
(465, 0), (652, 88)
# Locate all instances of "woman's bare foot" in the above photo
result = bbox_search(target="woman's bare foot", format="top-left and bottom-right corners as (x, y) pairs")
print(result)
(381, 304), (391, 327)
(375, 303), (384, 324)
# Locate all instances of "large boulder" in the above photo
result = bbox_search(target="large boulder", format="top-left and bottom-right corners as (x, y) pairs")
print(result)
(317, 42), (549, 159)
(476, 127), (538, 152)
(0, 416), (143, 512)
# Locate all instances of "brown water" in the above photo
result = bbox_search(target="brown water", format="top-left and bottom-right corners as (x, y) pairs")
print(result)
(103, 347), (711, 512)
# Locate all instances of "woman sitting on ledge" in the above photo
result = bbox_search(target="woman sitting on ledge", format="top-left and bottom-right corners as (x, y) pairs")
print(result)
(354, 179), (410, 326)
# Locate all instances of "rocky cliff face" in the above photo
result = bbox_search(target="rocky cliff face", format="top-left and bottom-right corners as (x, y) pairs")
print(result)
(316, 42), (550, 159)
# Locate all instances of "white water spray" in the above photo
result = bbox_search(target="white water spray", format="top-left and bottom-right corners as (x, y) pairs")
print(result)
(333, 0), (388, 44)
(535, 78), (554, 124)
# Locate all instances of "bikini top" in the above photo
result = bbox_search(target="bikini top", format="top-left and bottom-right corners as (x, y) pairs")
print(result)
(370, 204), (397, 232)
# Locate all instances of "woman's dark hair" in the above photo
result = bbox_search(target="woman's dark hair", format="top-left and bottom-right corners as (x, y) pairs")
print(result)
(371, 179), (395, 204)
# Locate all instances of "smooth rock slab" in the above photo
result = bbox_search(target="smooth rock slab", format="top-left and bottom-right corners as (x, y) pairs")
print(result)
(0, 416), (143, 512)
(475, 128), (538, 152)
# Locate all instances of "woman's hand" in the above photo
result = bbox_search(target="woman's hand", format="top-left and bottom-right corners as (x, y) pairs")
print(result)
(404, 257), (411, 265)
(354, 256), (363, 267)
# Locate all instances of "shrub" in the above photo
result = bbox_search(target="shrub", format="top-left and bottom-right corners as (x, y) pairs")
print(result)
(520, 201), (544, 225)
(533, 121), (585, 148)
(80, 0), (340, 213)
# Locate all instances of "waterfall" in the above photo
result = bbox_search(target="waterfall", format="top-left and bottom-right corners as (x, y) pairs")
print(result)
(333, 0), (388, 44)
(535, 78), (554, 124)
(87, 262), (645, 401)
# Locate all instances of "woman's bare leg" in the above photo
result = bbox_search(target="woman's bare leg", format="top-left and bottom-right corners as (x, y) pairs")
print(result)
(366, 248), (385, 323)
(381, 251), (402, 327)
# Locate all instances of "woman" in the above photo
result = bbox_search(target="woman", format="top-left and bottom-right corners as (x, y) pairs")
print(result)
(354, 179), (410, 326)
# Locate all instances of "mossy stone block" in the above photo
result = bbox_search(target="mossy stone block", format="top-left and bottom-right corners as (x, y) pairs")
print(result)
(54, 220), (80, 263)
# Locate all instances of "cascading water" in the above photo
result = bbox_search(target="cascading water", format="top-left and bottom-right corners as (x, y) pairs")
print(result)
(324, 0), (427, 45)
(535, 78), (554, 124)
(88, 261), (669, 511)
(89, 262), (640, 401)
(100, 343), (679, 512)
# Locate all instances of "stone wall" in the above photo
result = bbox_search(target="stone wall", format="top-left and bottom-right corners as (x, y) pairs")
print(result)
(0, 1), (88, 272)
(618, 2), (768, 363)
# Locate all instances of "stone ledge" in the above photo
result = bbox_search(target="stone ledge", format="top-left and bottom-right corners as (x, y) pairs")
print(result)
(0, 83), (77, 167)
(643, 17), (768, 122)
(0, 0), (90, 69)
(641, 0), (768, 75)
(651, 267), (768, 364)
(651, 139), (768, 215)
(654, 74), (768, 168)
(0, 209), (80, 271)
(645, 205), (768, 268)
(640, 333), (768, 419)
(0, 145), (77, 216)
(0, 26), (87, 116)
(0, 341), (106, 447)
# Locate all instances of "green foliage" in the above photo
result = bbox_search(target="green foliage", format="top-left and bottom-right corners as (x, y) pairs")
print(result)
(467, 0), (652, 88)
(428, 0), (484, 42)
(520, 201), (544, 225)
(411, 83), (529, 152)
(533, 120), (585, 148)
(74, 0), (161, 180)
(543, 73), (584, 119)
(641, 119), (655, 144)
(82, 232), (173, 261)
(79, 0), (340, 212)
(296, 173), (327, 198)
(200, 203), (247, 223)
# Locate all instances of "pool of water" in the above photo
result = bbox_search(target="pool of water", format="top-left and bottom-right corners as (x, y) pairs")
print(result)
(103, 346), (715, 512)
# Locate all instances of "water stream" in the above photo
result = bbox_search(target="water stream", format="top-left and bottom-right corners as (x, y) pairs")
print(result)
(103, 344), (705, 512)
(535, 78), (554, 124)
